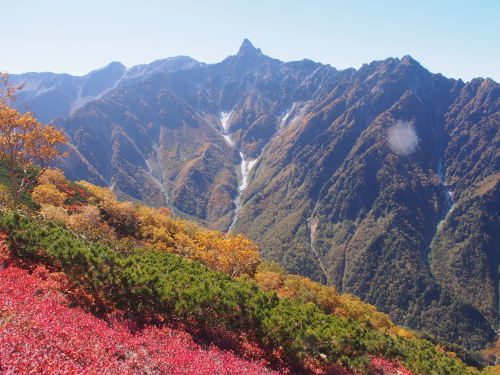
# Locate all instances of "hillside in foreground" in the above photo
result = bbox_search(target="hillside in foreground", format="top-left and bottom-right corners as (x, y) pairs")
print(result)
(0, 261), (280, 375)
(0, 167), (498, 374)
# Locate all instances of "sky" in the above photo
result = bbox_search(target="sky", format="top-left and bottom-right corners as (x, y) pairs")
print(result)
(2, 0), (499, 81)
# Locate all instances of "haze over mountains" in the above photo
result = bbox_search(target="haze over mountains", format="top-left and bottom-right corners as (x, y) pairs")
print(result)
(10, 39), (499, 350)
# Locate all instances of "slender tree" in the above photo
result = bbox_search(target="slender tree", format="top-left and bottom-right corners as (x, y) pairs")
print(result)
(0, 73), (67, 204)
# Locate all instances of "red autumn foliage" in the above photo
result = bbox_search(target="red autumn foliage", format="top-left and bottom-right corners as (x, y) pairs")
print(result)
(55, 182), (91, 207)
(0, 234), (414, 375)
(368, 356), (413, 375)
(0, 233), (9, 265)
(0, 264), (283, 375)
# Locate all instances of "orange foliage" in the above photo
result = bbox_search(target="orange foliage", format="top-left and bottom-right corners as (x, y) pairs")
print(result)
(67, 205), (115, 240)
(481, 339), (500, 366)
(37, 168), (66, 185)
(254, 262), (395, 332)
(279, 274), (342, 314)
(76, 181), (137, 236)
(0, 232), (10, 265)
(136, 205), (260, 277)
(394, 327), (417, 339)
(335, 294), (394, 330)
(0, 74), (67, 203)
(38, 204), (68, 223)
(136, 205), (183, 251)
(100, 199), (137, 236)
(32, 183), (67, 206)
(35, 171), (263, 280)
(77, 181), (115, 202)
(254, 271), (285, 291)
(194, 231), (261, 277)
(481, 366), (500, 375)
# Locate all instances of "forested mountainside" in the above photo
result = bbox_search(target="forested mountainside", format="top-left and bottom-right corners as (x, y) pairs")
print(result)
(10, 39), (499, 350)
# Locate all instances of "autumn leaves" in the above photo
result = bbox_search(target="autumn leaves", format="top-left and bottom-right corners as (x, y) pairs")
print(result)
(31, 169), (262, 278)
(0, 74), (66, 205)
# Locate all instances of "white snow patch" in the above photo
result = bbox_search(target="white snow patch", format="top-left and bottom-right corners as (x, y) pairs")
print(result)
(247, 158), (258, 172)
(279, 104), (295, 130)
(239, 153), (258, 192)
(446, 190), (454, 201)
(227, 102), (313, 232)
(222, 134), (234, 146)
(217, 111), (236, 147)
(220, 111), (232, 132)
(228, 152), (258, 233)
(276, 102), (313, 135)
(216, 111), (234, 147)
(287, 102), (312, 130)
(302, 67), (321, 84)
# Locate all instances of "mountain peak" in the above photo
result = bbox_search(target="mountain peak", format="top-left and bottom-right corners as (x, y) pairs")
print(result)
(237, 38), (261, 56)
(86, 61), (126, 77)
(400, 55), (417, 65)
(106, 61), (126, 70)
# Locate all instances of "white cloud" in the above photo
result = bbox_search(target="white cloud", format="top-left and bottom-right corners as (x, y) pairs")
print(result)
(388, 121), (419, 156)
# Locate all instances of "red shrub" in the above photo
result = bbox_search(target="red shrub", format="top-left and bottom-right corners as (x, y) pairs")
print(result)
(369, 356), (413, 375)
(0, 265), (282, 375)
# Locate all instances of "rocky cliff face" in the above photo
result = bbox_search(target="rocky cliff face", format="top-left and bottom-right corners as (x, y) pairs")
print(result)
(12, 40), (499, 349)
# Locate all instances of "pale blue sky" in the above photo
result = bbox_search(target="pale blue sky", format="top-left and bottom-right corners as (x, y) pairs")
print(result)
(2, 0), (499, 81)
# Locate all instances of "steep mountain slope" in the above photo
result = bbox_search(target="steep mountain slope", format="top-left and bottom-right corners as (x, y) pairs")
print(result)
(236, 58), (499, 350)
(11, 40), (499, 350)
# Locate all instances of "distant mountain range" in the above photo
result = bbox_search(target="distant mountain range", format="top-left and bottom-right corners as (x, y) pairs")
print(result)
(10, 39), (499, 350)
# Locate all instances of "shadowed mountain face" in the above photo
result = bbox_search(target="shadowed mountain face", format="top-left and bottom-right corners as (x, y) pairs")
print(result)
(13, 40), (499, 350)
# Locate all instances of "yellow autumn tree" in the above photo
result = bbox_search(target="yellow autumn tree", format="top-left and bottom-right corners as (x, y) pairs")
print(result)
(254, 261), (394, 331)
(481, 366), (500, 375)
(254, 270), (285, 291)
(32, 183), (67, 206)
(67, 204), (115, 240)
(254, 261), (287, 291)
(335, 294), (394, 330)
(0, 184), (10, 206)
(38, 203), (68, 223)
(276, 274), (342, 313)
(77, 181), (115, 202)
(136, 204), (184, 251)
(194, 230), (261, 277)
(37, 167), (66, 185)
(100, 199), (137, 236)
(0, 74), (67, 204)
